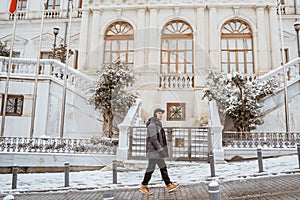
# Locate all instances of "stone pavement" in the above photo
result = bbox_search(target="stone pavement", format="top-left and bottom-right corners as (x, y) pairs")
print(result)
(1, 173), (300, 200)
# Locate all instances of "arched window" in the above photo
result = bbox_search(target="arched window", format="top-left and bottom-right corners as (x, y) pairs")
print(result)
(104, 21), (134, 68)
(161, 20), (194, 74)
(221, 19), (254, 74)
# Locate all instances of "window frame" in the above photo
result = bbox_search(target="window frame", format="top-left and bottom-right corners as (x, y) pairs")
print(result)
(1, 95), (24, 116)
(166, 102), (186, 121)
(161, 20), (194, 75)
(221, 19), (254, 74)
(103, 21), (134, 67)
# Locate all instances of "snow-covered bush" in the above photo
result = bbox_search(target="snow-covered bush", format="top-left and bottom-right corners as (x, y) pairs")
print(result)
(202, 71), (278, 132)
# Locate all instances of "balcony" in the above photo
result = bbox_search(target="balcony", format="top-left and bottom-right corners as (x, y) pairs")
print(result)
(0, 9), (83, 21)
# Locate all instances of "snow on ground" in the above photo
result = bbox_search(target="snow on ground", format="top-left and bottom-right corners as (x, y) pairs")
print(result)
(0, 155), (299, 193)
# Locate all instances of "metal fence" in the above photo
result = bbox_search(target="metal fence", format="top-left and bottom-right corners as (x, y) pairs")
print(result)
(0, 137), (118, 154)
(128, 126), (209, 161)
(223, 132), (300, 148)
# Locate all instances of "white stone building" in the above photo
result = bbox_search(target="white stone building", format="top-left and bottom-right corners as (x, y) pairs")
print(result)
(0, 0), (299, 138)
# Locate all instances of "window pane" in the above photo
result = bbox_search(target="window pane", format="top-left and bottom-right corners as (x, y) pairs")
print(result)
(162, 40), (168, 49)
(178, 40), (185, 50)
(119, 40), (127, 50)
(221, 40), (227, 49)
(222, 63), (228, 73)
(111, 41), (117, 50)
(161, 64), (168, 74)
(178, 63), (184, 73)
(238, 52), (244, 62)
(112, 53), (118, 62)
(222, 51), (227, 62)
(230, 52), (236, 62)
(186, 40), (192, 50)
(161, 51), (168, 62)
(186, 64), (192, 73)
(230, 64), (236, 72)
(128, 40), (133, 49)
(246, 51), (252, 62)
(105, 41), (111, 50)
(119, 52), (126, 62)
(238, 64), (245, 73)
(128, 52), (133, 63)
(170, 52), (176, 63)
(104, 52), (111, 63)
(247, 64), (253, 74)
(170, 40), (176, 50)
(178, 52), (185, 62)
(246, 39), (252, 49)
(237, 39), (244, 49)
(186, 51), (192, 62)
(228, 39), (235, 49)
(170, 64), (176, 73)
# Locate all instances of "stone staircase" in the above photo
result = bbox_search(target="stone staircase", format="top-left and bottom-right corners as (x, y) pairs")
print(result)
(0, 56), (101, 138)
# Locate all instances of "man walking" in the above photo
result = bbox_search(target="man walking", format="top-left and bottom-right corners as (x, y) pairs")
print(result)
(140, 108), (180, 195)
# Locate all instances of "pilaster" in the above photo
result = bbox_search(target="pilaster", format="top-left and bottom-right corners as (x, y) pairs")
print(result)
(269, 6), (281, 69)
(78, 8), (90, 70)
(89, 9), (102, 71)
(135, 9), (146, 71)
(256, 7), (269, 74)
(208, 7), (219, 69)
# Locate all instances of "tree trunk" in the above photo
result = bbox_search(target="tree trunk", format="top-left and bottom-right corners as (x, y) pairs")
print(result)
(102, 110), (113, 138)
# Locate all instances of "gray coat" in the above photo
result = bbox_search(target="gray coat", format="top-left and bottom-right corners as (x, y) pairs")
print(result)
(145, 117), (169, 159)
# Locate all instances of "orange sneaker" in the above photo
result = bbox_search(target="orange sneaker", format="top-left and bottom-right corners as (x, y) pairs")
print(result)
(140, 184), (153, 195)
(167, 183), (180, 192)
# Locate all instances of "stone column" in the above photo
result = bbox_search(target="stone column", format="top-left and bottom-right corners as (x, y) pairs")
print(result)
(135, 9), (146, 71)
(148, 8), (159, 72)
(269, 6), (281, 69)
(256, 7), (269, 75)
(89, 9), (102, 71)
(78, 8), (90, 71)
(208, 7), (219, 70)
(195, 7), (206, 87)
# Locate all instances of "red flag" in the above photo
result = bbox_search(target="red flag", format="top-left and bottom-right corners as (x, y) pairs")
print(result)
(9, 0), (17, 14)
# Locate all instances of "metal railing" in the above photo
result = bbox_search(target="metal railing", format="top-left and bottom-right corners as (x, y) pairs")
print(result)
(128, 126), (208, 161)
(0, 136), (118, 154)
(223, 131), (300, 148)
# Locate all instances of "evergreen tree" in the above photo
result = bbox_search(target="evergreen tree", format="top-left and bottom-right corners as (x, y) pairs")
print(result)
(52, 44), (73, 63)
(87, 60), (138, 138)
(202, 71), (278, 132)
(0, 41), (16, 57)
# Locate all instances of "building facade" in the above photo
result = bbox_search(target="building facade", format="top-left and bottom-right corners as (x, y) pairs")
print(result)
(0, 0), (299, 137)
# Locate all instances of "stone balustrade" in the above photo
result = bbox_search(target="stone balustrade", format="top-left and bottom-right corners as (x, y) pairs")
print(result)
(0, 56), (95, 95)
(160, 74), (194, 88)
(258, 58), (300, 88)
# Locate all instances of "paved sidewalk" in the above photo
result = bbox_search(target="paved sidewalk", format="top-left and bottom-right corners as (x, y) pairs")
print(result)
(1, 173), (300, 200)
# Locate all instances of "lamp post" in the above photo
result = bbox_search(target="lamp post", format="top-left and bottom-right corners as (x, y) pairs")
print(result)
(294, 21), (300, 57)
(52, 26), (60, 59)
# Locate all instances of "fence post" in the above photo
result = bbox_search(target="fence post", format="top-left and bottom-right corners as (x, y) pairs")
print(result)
(257, 148), (263, 173)
(209, 152), (216, 177)
(297, 144), (300, 169)
(208, 181), (220, 200)
(113, 160), (117, 184)
(64, 162), (70, 187)
(12, 164), (18, 189)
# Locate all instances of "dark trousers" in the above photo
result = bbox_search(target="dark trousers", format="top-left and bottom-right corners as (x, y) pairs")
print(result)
(141, 159), (171, 186)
